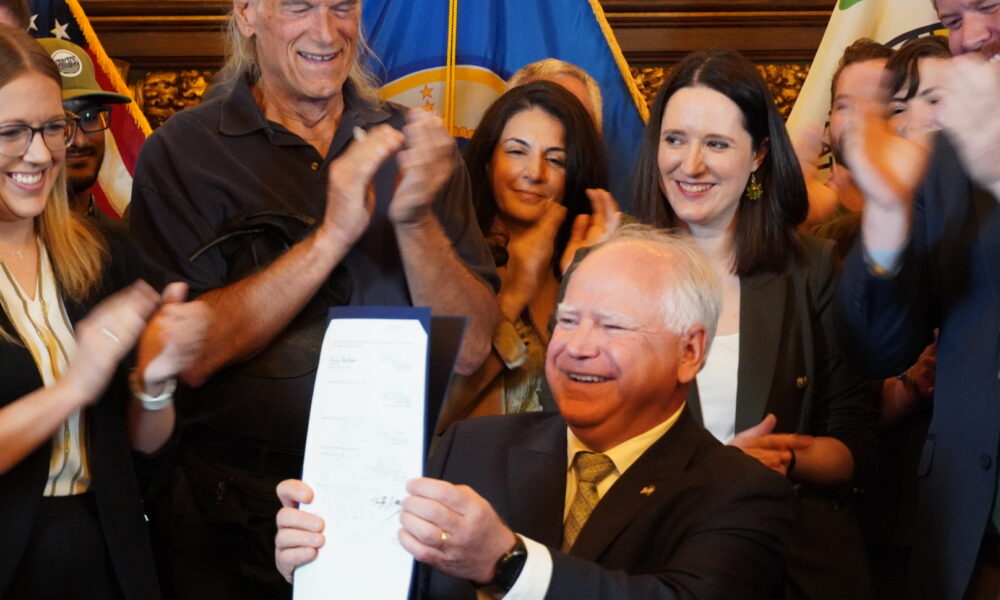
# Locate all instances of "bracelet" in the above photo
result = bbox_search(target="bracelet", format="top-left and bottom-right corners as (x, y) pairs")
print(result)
(128, 368), (176, 411)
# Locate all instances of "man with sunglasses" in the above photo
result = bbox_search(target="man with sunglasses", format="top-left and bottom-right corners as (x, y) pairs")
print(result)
(36, 37), (131, 224)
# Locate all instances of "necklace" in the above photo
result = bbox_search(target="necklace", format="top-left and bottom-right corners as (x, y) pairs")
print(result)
(3, 249), (25, 260)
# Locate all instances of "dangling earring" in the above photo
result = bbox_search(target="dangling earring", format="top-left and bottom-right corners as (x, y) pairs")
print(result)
(746, 172), (763, 201)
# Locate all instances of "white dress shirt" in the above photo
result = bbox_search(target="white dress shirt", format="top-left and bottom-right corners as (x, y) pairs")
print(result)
(489, 405), (686, 600)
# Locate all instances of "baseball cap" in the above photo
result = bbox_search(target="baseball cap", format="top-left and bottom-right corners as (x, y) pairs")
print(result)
(35, 37), (131, 104)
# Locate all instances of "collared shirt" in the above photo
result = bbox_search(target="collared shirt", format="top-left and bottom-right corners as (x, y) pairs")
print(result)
(563, 405), (685, 519)
(496, 405), (686, 600)
(0, 242), (90, 496)
(128, 76), (497, 447)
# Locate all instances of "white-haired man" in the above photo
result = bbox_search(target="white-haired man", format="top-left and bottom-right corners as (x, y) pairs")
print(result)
(128, 1), (499, 598)
(276, 226), (795, 599)
(836, 1), (1000, 597)
(508, 58), (603, 132)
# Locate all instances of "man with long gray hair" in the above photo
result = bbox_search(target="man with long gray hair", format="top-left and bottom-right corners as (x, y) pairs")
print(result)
(127, 1), (499, 598)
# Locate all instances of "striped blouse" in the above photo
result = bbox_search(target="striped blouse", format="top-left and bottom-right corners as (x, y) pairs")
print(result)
(0, 241), (91, 496)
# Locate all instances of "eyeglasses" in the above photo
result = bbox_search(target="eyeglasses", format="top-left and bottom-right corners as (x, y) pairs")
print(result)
(74, 107), (112, 133)
(0, 117), (78, 159)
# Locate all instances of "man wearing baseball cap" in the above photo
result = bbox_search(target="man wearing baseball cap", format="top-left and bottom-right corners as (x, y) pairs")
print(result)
(36, 37), (131, 222)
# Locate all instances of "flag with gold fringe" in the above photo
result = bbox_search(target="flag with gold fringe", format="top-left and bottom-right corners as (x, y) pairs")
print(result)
(28, 0), (151, 218)
(362, 0), (647, 209)
(787, 0), (943, 141)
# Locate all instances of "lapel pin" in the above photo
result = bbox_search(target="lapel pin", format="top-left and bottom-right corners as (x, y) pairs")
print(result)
(639, 485), (656, 496)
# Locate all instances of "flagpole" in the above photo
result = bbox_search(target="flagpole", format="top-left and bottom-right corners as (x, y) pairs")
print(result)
(444, 0), (459, 134)
(585, 0), (648, 122)
(64, 0), (152, 136)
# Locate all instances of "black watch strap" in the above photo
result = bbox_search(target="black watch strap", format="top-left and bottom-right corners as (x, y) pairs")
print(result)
(474, 534), (528, 596)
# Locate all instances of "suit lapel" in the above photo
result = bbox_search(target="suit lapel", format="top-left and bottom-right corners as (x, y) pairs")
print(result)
(506, 418), (566, 548)
(735, 272), (786, 432)
(569, 410), (701, 561)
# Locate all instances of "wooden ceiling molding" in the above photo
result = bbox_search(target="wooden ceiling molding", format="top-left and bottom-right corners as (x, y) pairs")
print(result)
(78, 0), (833, 124)
(79, 0), (835, 69)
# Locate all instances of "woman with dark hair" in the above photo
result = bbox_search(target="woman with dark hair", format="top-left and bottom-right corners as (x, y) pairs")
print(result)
(437, 80), (611, 427)
(0, 25), (208, 599)
(887, 35), (951, 146)
(633, 49), (877, 599)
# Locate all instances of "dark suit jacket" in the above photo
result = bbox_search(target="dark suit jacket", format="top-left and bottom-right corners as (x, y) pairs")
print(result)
(0, 232), (161, 600)
(685, 235), (878, 600)
(417, 410), (795, 599)
(837, 137), (1000, 600)
(688, 235), (876, 470)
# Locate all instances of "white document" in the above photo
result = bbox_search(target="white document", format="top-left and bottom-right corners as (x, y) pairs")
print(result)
(293, 314), (428, 600)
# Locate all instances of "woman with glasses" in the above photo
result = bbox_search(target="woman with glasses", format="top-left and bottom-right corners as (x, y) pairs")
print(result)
(0, 25), (208, 600)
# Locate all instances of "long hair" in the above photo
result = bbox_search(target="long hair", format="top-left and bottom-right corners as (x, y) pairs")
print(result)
(221, 1), (383, 107)
(887, 35), (951, 101)
(632, 49), (807, 276)
(0, 25), (107, 302)
(463, 80), (608, 275)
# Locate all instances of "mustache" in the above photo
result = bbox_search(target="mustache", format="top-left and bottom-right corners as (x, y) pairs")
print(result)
(65, 146), (98, 157)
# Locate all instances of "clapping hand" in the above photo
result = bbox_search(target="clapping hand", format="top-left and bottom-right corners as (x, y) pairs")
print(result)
(137, 282), (211, 392)
(728, 414), (814, 477)
(61, 281), (160, 404)
(499, 200), (567, 321)
(559, 188), (621, 275)
(390, 108), (457, 226)
(937, 50), (1000, 198)
(322, 124), (406, 248)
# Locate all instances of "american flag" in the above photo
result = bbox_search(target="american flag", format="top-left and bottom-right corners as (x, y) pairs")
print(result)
(28, 0), (151, 218)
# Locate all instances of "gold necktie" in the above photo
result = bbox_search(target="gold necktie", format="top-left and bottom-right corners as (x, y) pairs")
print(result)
(562, 451), (615, 552)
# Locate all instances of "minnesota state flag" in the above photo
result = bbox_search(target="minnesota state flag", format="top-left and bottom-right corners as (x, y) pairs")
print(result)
(787, 0), (942, 140)
(362, 0), (647, 209)
(28, 0), (151, 218)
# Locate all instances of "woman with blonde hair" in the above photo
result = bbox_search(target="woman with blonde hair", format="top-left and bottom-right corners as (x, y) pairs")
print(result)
(0, 25), (208, 600)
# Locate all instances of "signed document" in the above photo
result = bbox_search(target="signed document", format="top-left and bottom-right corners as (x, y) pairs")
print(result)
(293, 307), (430, 600)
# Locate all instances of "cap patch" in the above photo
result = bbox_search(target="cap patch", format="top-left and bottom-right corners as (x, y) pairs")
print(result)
(51, 49), (83, 78)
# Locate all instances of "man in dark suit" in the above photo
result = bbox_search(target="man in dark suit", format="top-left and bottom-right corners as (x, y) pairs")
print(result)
(836, 5), (1000, 596)
(275, 226), (795, 599)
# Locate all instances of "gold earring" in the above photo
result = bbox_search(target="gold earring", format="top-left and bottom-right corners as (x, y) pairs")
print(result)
(746, 172), (762, 201)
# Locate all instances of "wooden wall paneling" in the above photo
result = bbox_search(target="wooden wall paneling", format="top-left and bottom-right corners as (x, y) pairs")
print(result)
(603, 0), (833, 65)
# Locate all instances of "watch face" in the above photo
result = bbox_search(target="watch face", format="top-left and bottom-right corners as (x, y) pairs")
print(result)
(493, 537), (528, 592)
(476, 536), (528, 595)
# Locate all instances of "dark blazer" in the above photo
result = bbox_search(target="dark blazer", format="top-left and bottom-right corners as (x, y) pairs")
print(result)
(688, 235), (878, 600)
(0, 232), (161, 600)
(688, 235), (876, 467)
(418, 410), (795, 599)
(836, 137), (1000, 600)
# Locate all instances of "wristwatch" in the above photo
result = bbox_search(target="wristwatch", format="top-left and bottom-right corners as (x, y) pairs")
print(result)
(474, 534), (528, 597)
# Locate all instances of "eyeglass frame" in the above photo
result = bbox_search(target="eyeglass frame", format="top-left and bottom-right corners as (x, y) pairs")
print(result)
(73, 106), (113, 134)
(0, 115), (79, 159)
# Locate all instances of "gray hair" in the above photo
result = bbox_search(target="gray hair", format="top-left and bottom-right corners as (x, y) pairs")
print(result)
(590, 224), (722, 351)
(507, 58), (603, 130)
(221, 0), (383, 107)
